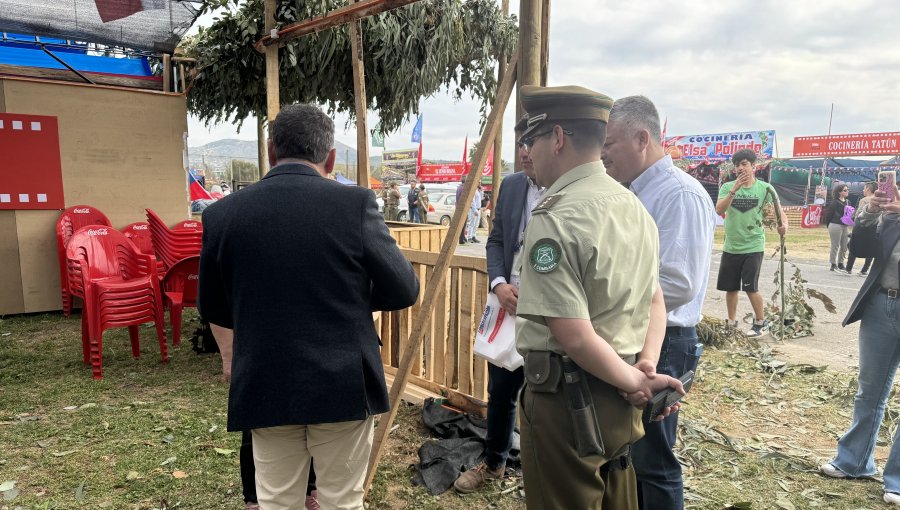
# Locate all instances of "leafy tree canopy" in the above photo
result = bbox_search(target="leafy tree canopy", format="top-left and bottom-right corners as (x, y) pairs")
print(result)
(184, 0), (517, 133)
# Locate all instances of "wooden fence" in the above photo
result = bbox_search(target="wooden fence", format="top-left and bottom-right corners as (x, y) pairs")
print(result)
(386, 222), (448, 253)
(376, 248), (490, 415)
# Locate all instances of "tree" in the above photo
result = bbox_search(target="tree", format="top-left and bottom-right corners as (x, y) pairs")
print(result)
(230, 159), (260, 182)
(184, 0), (517, 133)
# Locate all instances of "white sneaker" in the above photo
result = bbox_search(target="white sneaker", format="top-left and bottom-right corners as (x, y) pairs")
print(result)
(745, 320), (770, 338)
(885, 492), (900, 505)
(820, 462), (848, 478)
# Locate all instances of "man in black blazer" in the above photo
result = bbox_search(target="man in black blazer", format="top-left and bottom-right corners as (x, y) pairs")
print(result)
(455, 115), (543, 492)
(198, 104), (419, 510)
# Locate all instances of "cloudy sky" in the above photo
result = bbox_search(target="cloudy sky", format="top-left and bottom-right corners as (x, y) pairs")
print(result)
(186, 0), (900, 162)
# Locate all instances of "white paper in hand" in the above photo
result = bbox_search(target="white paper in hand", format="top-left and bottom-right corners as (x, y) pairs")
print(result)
(474, 293), (523, 371)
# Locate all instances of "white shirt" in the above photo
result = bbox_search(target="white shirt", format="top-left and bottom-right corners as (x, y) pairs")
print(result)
(491, 177), (544, 291)
(630, 155), (716, 327)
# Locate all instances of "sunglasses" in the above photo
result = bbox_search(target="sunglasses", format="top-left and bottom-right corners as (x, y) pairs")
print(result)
(520, 128), (573, 152)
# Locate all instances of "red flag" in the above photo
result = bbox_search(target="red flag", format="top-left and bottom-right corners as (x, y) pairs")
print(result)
(483, 145), (495, 175)
(416, 141), (423, 170)
(462, 135), (468, 165)
(189, 172), (213, 201)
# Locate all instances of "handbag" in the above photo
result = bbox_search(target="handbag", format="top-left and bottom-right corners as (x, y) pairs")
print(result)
(848, 222), (879, 258)
(473, 292), (523, 371)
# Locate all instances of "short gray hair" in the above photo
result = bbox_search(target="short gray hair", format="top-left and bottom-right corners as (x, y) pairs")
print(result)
(271, 103), (334, 163)
(608, 95), (662, 144)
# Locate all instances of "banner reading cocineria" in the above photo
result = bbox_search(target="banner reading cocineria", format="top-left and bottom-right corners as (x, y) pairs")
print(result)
(665, 130), (775, 161)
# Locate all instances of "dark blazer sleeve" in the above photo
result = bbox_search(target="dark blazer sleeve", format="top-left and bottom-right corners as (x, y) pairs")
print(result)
(360, 192), (420, 310)
(197, 206), (233, 328)
(486, 180), (510, 285)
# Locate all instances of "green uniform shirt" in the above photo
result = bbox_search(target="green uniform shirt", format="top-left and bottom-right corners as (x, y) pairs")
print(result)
(718, 179), (777, 254)
(515, 161), (660, 358)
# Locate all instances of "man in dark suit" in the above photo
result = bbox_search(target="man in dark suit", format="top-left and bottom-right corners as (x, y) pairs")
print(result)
(198, 103), (419, 510)
(454, 115), (543, 493)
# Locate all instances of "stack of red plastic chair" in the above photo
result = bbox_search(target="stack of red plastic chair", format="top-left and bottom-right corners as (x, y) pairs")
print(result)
(65, 225), (168, 380)
(56, 206), (112, 316)
(171, 219), (203, 232)
(145, 209), (203, 270)
(162, 256), (200, 347)
(121, 222), (165, 279)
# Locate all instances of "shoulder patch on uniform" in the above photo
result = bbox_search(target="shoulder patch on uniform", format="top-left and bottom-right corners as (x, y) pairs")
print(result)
(529, 238), (562, 273)
(532, 193), (562, 214)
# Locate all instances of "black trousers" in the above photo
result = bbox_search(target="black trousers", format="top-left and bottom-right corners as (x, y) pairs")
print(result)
(241, 430), (317, 504)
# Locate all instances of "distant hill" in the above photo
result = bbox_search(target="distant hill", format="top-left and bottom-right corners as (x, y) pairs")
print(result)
(189, 138), (363, 173)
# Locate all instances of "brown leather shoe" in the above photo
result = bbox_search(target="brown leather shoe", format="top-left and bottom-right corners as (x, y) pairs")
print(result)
(453, 462), (505, 493)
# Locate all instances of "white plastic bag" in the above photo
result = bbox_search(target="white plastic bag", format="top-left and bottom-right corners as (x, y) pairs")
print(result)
(474, 292), (523, 371)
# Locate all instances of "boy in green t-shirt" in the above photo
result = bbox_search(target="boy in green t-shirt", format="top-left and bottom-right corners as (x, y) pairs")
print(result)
(715, 149), (788, 337)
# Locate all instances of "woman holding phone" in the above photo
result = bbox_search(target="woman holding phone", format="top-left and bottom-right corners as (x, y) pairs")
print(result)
(823, 183), (852, 272)
(820, 182), (900, 506)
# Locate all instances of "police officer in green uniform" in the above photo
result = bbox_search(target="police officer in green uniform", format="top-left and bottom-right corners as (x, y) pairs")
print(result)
(514, 85), (685, 509)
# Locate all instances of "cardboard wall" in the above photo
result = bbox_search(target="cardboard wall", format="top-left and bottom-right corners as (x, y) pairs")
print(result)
(0, 77), (189, 314)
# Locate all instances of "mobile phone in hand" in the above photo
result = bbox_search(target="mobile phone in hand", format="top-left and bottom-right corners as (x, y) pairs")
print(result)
(878, 170), (897, 202)
(643, 370), (694, 422)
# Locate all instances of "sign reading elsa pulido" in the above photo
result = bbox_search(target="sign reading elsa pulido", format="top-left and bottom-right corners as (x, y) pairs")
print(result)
(665, 130), (775, 161)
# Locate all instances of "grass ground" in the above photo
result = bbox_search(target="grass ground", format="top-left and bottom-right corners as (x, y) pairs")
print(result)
(713, 225), (833, 262)
(1, 311), (897, 509)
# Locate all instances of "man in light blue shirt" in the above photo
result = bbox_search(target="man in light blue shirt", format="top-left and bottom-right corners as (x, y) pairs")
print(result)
(603, 95), (716, 510)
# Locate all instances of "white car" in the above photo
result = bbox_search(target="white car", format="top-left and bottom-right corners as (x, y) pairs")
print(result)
(376, 183), (459, 222)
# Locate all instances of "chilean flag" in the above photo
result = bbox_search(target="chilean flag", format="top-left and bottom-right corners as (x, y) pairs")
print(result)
(94, 0), (166, 23)
(188, 171), (213, 201)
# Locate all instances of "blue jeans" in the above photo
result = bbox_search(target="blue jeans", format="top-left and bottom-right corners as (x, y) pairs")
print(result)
(484, 363), (524, 470)
(409, 205), (421, 223)
(632, 327), (702, 510)
(832, 292), (900, 492)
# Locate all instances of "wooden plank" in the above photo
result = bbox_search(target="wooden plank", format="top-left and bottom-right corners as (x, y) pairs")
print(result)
(383, 369), (443, 405)
(348, 12), (371, 188)
(257, 118), (268, 178)
(472, 272), (488, 400)
(422, 265), (436, 380)
(458, 269), (475, 395)
(399, 230), (410, 249)
(365, 49), (518, 491)
(0, 64), (163, 91)
(400, 248), (487, 273)
(433, 266), (448, 386)
(410, 230), (421, 250)
(264, 0), (280, 173)
(255, 0), (420, 50)
(412, 263), (426, 377)
(447, 267), (460, 389)
(383, 366), (487, 418)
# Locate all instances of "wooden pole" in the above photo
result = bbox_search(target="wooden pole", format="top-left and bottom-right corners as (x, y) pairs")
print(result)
(263, 0), (280, 178)
(254, 0), (420, 51)
(364, 47), (520, 494)
(257, 117), (267, 179)
(540, 0), (550, 86)
(515, 0), (541, 170)
(349, 13), (372, 189)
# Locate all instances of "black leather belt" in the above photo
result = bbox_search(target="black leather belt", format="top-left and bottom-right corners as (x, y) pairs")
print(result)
(881, 287), (899, 299)
(665, 326), (697, 336)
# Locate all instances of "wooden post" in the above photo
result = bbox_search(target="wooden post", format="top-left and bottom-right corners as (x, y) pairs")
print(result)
(540, 0), (550, 86)
(257, 117), (267, 179)
(349, 13), (371, 189)
(263, 0), (280, 178)
(178, 63), (187, 94)
(515, 0), (541, 170)
(490, 0), (510, 228)
(162, 53), (171, 93)
(364, 47), (520, 493)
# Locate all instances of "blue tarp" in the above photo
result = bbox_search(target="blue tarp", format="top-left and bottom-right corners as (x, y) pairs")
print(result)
(335, 174), (355, 186)
(0, 37), (152, 76)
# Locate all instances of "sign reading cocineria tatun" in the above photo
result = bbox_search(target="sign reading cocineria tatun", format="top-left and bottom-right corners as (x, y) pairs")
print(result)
(793, 132), (900, 157)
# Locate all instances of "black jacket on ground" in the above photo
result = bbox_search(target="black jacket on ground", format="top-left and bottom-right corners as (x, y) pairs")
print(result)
(198, 163), (419, 431)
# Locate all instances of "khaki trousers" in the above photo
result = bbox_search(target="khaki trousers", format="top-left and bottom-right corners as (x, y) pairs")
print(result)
(251, 416), (374, 510)
(519, 377), (644, 509)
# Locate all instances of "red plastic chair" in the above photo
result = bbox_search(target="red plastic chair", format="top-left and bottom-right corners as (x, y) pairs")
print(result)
(65, 225), (168, 380)
(145, 209), (202, 270)
(171, 219), (203, 232)
(56, 206), (111, 316)
(122, 222), (164, 279)
(162, 256), (200, 347)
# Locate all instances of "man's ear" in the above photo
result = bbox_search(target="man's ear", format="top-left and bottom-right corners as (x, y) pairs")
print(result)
(322, 148), (337, 175)
(637, 129), (651, 151)
(267, 138), (277, 167)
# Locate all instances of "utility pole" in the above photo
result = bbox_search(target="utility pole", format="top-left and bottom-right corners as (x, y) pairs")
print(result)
(515, 0), (542, 171)
(263, 0), (279, 177)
